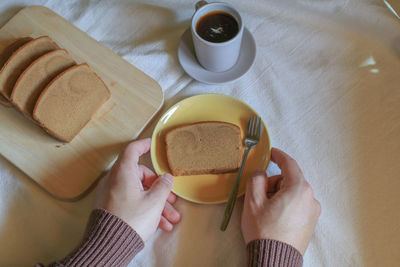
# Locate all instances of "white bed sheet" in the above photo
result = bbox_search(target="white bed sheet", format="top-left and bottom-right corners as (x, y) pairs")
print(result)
(0, 0), (399, 266)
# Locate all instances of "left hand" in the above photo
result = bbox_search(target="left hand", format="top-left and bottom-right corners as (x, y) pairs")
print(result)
(241, 148), (321, 254)
(95, 138), (181, 241)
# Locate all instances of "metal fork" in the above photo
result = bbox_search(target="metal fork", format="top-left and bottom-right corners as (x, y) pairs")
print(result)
(220, 116), (262, 231)
(383, 0), (400, 19)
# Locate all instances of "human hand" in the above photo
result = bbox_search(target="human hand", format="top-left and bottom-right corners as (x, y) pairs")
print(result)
(96, 138), (181, 242)
(241, 148), (321, 255)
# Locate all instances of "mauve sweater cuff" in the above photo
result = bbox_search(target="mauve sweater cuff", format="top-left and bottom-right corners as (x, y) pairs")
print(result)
(45, 208), (144, 267)
(247, 239), (303, 267)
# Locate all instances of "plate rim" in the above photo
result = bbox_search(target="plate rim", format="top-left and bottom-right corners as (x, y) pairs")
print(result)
(150, 93), (271, 204)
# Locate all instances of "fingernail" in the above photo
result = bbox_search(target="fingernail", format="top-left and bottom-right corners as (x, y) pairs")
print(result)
(163, 173), (174, 184)
(253, 170), (266, 177)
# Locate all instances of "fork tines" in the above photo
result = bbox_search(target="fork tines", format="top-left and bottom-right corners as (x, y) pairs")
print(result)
(248, 116), (262, 139)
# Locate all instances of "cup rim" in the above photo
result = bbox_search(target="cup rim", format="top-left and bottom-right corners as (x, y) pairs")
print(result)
(191, 2), (244, 46)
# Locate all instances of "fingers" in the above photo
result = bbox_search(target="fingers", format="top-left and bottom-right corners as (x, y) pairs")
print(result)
(158, 192), (180, 232)
(271, 148), (305, 188)
(167, 192), (177, 204)
(148, 173), (174, 204)
(158, 216), (173, 232)
(162, 201), (181, 224)
(119, 138), (151, 166)
(245, 171), (268, 206)
(139, 165), (177, 204)
(158, 202), (181, 232)
(139, 165), (177, 203)
(109, 139), (152, 189)
(139, 165), (158, 188)
(267, 175), (283, 196)
(314, 198), (322, 217)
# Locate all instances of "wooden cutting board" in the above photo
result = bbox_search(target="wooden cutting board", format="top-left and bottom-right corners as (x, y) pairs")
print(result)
(0, 6), (163, 200)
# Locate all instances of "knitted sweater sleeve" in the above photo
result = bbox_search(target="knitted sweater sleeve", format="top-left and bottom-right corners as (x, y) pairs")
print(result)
(247, 239), (303, 267)
(36, 209), (303, 267)
(35, 209), (144, 267)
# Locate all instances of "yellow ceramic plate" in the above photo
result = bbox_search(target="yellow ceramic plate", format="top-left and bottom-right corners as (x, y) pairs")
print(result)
(151, 94), (271, 204)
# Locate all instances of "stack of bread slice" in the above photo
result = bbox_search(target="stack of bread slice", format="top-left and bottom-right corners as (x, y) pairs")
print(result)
(0, 36), (110, 142)
(0, 37), (33, 107)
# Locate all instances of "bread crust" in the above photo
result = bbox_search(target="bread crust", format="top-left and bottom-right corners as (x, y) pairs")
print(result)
(0, 94), (11, 107)
(0, 36), (59, 99)
(0, 37), (33, 106)
(11, 49), (75, 117)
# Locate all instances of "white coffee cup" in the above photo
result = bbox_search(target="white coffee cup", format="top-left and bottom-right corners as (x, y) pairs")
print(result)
(191, 1), (244, 72)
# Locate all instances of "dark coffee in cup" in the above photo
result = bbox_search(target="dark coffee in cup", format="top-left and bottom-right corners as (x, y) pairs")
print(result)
(191, 1), (244, 72)
(195, 11), (239, 43)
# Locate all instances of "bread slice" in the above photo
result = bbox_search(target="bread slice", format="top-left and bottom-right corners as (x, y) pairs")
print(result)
(0, 37), (33, 106)
(165, 121), (243, 176)
(11, 49), (75, 117)
(0, 37), (33, 67)
(0, 95), (10, 107)
(0, 36), (59, 99)
(33, 63), (111, 142)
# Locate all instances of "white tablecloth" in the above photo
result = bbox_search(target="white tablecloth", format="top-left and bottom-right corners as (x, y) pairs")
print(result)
(1, 0), (399, 266)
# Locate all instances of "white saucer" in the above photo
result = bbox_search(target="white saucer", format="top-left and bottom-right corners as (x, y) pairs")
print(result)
(178, 27), (256, 84)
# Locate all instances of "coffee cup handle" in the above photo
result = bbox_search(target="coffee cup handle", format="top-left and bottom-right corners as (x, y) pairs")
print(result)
(195, 1), (208, 10)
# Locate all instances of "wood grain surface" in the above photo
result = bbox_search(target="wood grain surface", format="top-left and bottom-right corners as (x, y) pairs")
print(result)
(0, 6), (163, 200)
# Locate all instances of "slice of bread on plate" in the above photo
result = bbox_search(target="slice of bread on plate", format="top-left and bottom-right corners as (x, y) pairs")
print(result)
(0, 36), (59, 99)
(33, 63), (111, 143)
(11, 49), (75, 117)
(165, 121), (243, 176)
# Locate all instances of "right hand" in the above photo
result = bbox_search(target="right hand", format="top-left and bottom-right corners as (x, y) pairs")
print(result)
(241, 148), (321, 255)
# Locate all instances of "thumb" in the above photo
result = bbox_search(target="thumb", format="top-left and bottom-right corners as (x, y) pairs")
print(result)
(245, 171), (268, 206)
(148, 173), (174, 204)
